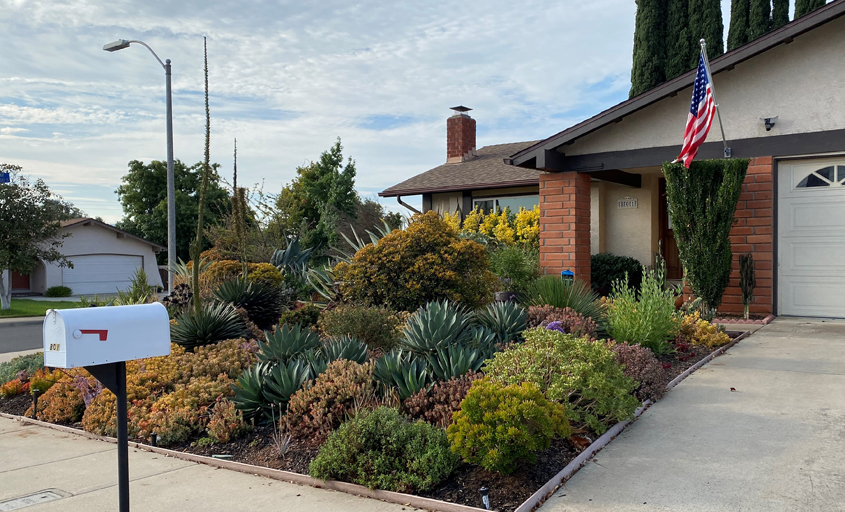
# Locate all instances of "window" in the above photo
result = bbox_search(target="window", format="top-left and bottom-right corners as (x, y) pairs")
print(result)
(473, 195), (539, 214)
(796, 166), (845, 189)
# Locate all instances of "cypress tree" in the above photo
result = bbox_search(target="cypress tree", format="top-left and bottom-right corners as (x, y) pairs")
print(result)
(687, 0), (725, 69)
(727, 0), (751, 51)
(772, 0), (790, 28)
(795, 0), (826, 19)
(629, 0), (668, 97)
(665, 0), (693, 78)
(749, 0), (772, 39)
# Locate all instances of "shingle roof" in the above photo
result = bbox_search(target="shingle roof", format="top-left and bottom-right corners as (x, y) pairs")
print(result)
(380, 141), (541, 197)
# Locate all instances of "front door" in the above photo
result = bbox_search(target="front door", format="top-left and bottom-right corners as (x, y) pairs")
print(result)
(11, 271), (30, 291)
(659, 179), (683, 280)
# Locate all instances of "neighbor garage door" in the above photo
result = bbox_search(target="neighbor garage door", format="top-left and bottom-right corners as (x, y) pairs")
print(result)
(778, 158), (845, 318)
(63, 254), (143, 295)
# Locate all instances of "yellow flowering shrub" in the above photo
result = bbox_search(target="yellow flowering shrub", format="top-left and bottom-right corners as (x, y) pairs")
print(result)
(678, 312), (731, 348)
(462, 207), (483, 233)
(449, 206), (539, 248)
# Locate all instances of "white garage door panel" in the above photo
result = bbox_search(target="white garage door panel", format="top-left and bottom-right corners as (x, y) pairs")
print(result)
(63, 255), (143, 295)
(778, 159), (845, 318)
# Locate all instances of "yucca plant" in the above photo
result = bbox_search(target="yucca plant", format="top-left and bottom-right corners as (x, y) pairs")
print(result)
(521, 276), (604, 321)
(171, 302), (246, 351)
(258, 323), (321, 365)
(322, 335), (369, 364)
(230, 363), (268, 421)
(426, 344), (484, 382)
(399, 300), (472, 354)
(474, 301), (528, 344)
(213, 278), (281, 330)
(262, 359), (311, 413)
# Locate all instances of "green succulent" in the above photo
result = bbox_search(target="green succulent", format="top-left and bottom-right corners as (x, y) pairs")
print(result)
(230, 363), (269, 421)
(299, 348), (329, 380)
(322, 335), (369, 364)
(171, 302), (246, 351)
(373, 349), (412, 387)
(474, 301), (528, 344)
(258, 323), (321, 365)
(463, 326), (500, 360)
(399, 300), (472, 354)
(262, 359), (311, 412)
(426, 344), (484, 382)
(373, 349), (429, 399)
(213, 278), (281, 330)
(270, 237), (313, 281)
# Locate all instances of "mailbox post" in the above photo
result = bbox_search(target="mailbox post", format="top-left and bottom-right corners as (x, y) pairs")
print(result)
(43, 303), (171, 512)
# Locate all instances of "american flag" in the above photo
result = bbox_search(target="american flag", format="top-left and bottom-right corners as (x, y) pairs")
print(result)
(676, 54), (716, 168)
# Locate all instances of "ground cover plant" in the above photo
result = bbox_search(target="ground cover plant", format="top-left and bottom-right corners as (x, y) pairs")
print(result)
(520, 276), (604, 321)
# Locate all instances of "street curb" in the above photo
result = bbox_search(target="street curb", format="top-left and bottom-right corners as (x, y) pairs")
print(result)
(0, 317), (43, 327)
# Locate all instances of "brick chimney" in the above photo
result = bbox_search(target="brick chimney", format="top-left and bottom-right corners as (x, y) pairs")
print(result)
(447, 106), (476, 163)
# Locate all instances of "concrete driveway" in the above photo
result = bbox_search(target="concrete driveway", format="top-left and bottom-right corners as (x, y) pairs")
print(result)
(540, 317), (845, 512)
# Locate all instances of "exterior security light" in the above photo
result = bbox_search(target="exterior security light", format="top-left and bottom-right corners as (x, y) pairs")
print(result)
(103, 39), (131, 52)
(762, 116), (778, 131)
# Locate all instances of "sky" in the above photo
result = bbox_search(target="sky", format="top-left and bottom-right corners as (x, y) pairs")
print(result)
(0, 0), (741, 223)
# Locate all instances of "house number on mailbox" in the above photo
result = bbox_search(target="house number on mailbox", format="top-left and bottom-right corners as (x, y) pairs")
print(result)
(617, 197), (638, 209)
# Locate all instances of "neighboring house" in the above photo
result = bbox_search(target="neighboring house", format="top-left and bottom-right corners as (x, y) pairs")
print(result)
(6, 218), (164, 296)
(382, 1), (845, 318)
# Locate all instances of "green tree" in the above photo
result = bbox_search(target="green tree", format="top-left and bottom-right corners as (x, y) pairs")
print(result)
(665, 0), (694, 79)
(275, 138), (358, 256)
(629, 0), (668, 97)
(0, 164), (73, 309)
(795, 0), (826, 18)
(772, 0), (790, 28)
(688, 0), (725, 68)
(749, 0), (772, 39)
(727, 0), (751, 50)
(116, 159), (229, 263)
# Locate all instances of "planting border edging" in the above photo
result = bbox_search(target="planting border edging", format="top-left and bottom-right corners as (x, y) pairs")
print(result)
(0, 413), (486, 512)
(0, 330), (753, 512)
(512, 329), (751, 512)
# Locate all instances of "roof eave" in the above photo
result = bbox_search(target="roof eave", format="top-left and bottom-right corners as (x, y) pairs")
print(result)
(379, 178), (540, 197)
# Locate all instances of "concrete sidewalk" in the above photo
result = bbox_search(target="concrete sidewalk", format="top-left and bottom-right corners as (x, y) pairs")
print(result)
(540, 317), (845, 512)
(0, 417), (412, 512)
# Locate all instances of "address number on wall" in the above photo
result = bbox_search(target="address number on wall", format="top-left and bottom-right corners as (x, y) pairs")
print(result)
(617, 197), (638, 209)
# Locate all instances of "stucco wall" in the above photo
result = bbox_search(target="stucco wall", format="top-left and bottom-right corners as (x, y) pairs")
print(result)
(565, 15), (845, 156)
(600, 175), (660, 266)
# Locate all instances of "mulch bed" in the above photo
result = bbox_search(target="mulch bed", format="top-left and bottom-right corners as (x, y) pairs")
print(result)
(0, 331), (744, 512)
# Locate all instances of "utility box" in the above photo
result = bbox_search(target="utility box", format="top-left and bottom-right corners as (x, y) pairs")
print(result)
(43, 303), (171, 369)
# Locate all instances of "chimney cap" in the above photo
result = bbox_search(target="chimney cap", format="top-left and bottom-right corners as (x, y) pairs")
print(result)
(450, 105), (472, 113)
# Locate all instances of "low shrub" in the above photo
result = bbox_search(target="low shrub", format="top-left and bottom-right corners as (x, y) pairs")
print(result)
(447, 379), (571, 474)
(484, 328), (639, 434)
(488, 245), (540, 294)
(608, 341), (666, 402)
(286, 360), (376, 441)
(678, 312), (731, 348)
(0, 379), (30, 398)
(527, 305), (596, 338)
(44, 285), (73, 298)
(29, 380), (86, 424)
(521, 276), (604, 321)
(0, 352), (44, 386)
(206, 398), (250, 443)
(246, 263), (285, 288)
(310, 407), (459, 492)
(606, 265), (679, 355)
(334, 211), (497, 311)
(279, 304), (320, 330)
(171, 303), (246, 351)
(403, 372), (480, 428)
(318, 305), (407, 352)
(591, 253), (643, 297)
(29, 368), (62, 395)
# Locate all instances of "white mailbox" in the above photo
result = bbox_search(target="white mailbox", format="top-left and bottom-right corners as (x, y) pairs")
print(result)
(43, 303), (171, 368)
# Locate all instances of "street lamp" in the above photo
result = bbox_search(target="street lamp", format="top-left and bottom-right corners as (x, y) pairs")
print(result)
(103, 39), (176, 294)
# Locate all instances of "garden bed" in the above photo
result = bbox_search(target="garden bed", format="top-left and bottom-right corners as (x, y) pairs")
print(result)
(0, 330), (748, 512)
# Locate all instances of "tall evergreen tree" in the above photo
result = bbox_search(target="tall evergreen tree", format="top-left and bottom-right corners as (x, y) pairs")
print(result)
(687, 0), (725, 68)
(629, 0), (668, 97)
(727, 0), (751, 51)
(772, 0), (790, 28)
(666, 0), (693, 78)
(749, 0), (772, 39)
(795, 0), (826, 18)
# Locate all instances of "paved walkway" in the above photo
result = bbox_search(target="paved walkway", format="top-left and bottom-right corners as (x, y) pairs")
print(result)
(0, 417), (412, 512)
(540, 317), (845, 512)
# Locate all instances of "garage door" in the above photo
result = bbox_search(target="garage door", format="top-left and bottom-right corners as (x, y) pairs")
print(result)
(63, 255), (143, 295)
(778, 159), (845, 318)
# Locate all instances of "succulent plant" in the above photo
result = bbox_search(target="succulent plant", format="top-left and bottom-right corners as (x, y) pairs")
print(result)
(262, 359), (311, 412)
(399, 300), (472, 354)
(426, 344), (485, 382)
(474, 301), (528, 344)
(373, 349), (412, 387)
(258, 323), (321, 365)
(270, 237), (312, 281)
(321, 335), (369, 364)
(230, 363), (268, 421)
(213, 278), (281, 330)
(373, 349), (429, 399)
(463, 326), (500, 360)
(171, 302), (246, 350)
(299, 348), (328, 380)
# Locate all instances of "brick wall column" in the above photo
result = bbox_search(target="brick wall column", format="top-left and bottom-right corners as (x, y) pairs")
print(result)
(539, 171), (591, 285)
(719, 156), (774, 316)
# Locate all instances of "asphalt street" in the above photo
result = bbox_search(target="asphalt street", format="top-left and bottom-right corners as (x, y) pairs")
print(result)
(0, 323), (42, 354)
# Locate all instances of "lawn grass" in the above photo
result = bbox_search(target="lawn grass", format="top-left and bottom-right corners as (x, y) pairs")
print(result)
(0, 299), (81, 318)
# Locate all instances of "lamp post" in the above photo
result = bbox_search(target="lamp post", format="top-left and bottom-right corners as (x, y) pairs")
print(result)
(104, 39), (175, 294)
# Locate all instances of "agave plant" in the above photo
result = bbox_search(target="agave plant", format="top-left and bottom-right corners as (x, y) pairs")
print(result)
(299, 348), (328, 380)
(270, 237), (313, 281)
(258, 323), (322, 365)
(262, 359), (311, 412)
(337, 219), (398, 262)
(521, 276), (605, 321)
(426, 344), (484, 382)
(213, 278), (281, 330)
(230, 363), (269, 421)
(171, 302), (246, 350)
(321, 335), (369, 364)
(399, 300), (472, 354)
(463, 326), (500, 360)
(373, 349), (412, 387)
(474, 301), (528, 344)
(304, 266), (338, 304)
(168, 256), (211, 282)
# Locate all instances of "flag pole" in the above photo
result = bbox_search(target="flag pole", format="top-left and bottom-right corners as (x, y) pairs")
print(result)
(700, 39), (731, 157)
